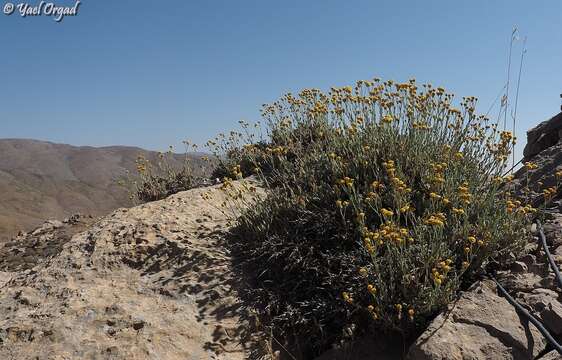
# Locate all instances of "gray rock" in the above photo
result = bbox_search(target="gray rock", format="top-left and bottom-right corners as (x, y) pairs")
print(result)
(511, 261), (528, 273)
(407, 281), (547, 360)
(541, 301), (562, 335)
(524, 112), (562, 158)
(542, 350), (562, 360)
(519, 254), (537, 266)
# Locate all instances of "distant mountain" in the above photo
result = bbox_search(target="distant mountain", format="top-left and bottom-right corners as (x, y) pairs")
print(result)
(0, 139), (208, 241)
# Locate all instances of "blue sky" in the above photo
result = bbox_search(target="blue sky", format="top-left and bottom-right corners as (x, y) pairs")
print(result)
(1, 0), (561, 161)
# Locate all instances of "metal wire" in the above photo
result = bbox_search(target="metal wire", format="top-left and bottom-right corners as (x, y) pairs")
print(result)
(490, 276), (562, 355)
(488, 219), (562, 355)
(501, 157), (523, 177)
(536, 220), (562, 289)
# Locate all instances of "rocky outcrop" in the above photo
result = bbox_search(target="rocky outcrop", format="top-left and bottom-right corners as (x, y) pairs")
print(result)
(523, 112), (562, 159)
(409, 280), (547, 359)
(511, 112), (562, 210)
(0, 182), (258, 359)
(0, 214), (96, 272)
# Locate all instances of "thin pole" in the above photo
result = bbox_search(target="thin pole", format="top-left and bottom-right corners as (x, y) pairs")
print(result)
(512, 37), (527, 172)
(504, 27), (518, 130)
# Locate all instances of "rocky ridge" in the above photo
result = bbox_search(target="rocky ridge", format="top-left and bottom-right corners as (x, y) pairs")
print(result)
(0, 182), (257, 359)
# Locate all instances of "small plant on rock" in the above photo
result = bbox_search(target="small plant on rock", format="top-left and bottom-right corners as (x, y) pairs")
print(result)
(122, 143), (199, 204)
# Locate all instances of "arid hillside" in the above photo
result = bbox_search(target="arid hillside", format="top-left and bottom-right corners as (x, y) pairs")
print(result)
(0, 139), (207, 242)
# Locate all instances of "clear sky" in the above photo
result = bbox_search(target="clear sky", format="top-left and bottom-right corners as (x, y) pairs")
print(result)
(1, 0), (561, 161)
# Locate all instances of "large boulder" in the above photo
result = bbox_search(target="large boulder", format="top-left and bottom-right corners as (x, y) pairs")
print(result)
(523, 112), (562, 159)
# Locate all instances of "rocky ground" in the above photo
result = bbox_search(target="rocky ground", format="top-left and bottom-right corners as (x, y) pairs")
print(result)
(0, 183), (257, 360)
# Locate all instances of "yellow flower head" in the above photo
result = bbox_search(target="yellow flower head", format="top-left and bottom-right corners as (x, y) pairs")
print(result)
(382, 114), (394, 123)
(380, 208), (394, 218)
(358, 267), (368, 277)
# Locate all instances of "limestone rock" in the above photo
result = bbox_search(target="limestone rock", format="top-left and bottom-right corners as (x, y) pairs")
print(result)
(542, 350), (562, 360)
(407, 281), (547, 360)
(0, 180), (263, 359)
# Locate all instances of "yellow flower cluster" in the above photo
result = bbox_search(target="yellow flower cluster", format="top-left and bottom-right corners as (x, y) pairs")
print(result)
(382, 114), (394, 123)
(336, 200), (350, 208)
(424, 212), (446, 227)
(524, 162), (538, 171)
(356, 211), (366, 223)
(231, 164), (242, 179)
(338, 176), (355, 188)
(342, 292), (353, 304)
(267, 146), (288, 156)
(383, 160), (396, 176)
(467, 235), (484, 247)
(363, 221), (413, 252)
(358, 267), (368, 277)
(371, 180), (385, 192)
(432, 259), (452, 285)
(489, 131), (515, 162)
(543, 186), (557, 201)
(429, 192), (441, 200)
(383, 160), (411, 193)
(367, 304), (378, 319)
(505, 199), (536, 214)
(429, 162), (447, 186)
(220, 177), (234, 190)
(457, 182), (472, 205)
(400, 203), (415, 213)
(380, 208), (394, 218)
(452, 207), (465, 215)
(412, 121), (430, 130)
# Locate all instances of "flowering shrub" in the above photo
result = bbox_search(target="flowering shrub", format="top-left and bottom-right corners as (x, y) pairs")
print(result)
(211, 78), (533, 356)
(122, 145), (200, 203)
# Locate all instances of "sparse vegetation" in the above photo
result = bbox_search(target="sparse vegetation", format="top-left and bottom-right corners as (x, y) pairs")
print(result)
(209, 78), (534, 357)
(122, 143), (202, 203)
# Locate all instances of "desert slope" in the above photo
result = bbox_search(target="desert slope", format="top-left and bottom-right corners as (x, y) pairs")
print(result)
(0, 139), (207, 242)
(0, 180), (258, 359)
